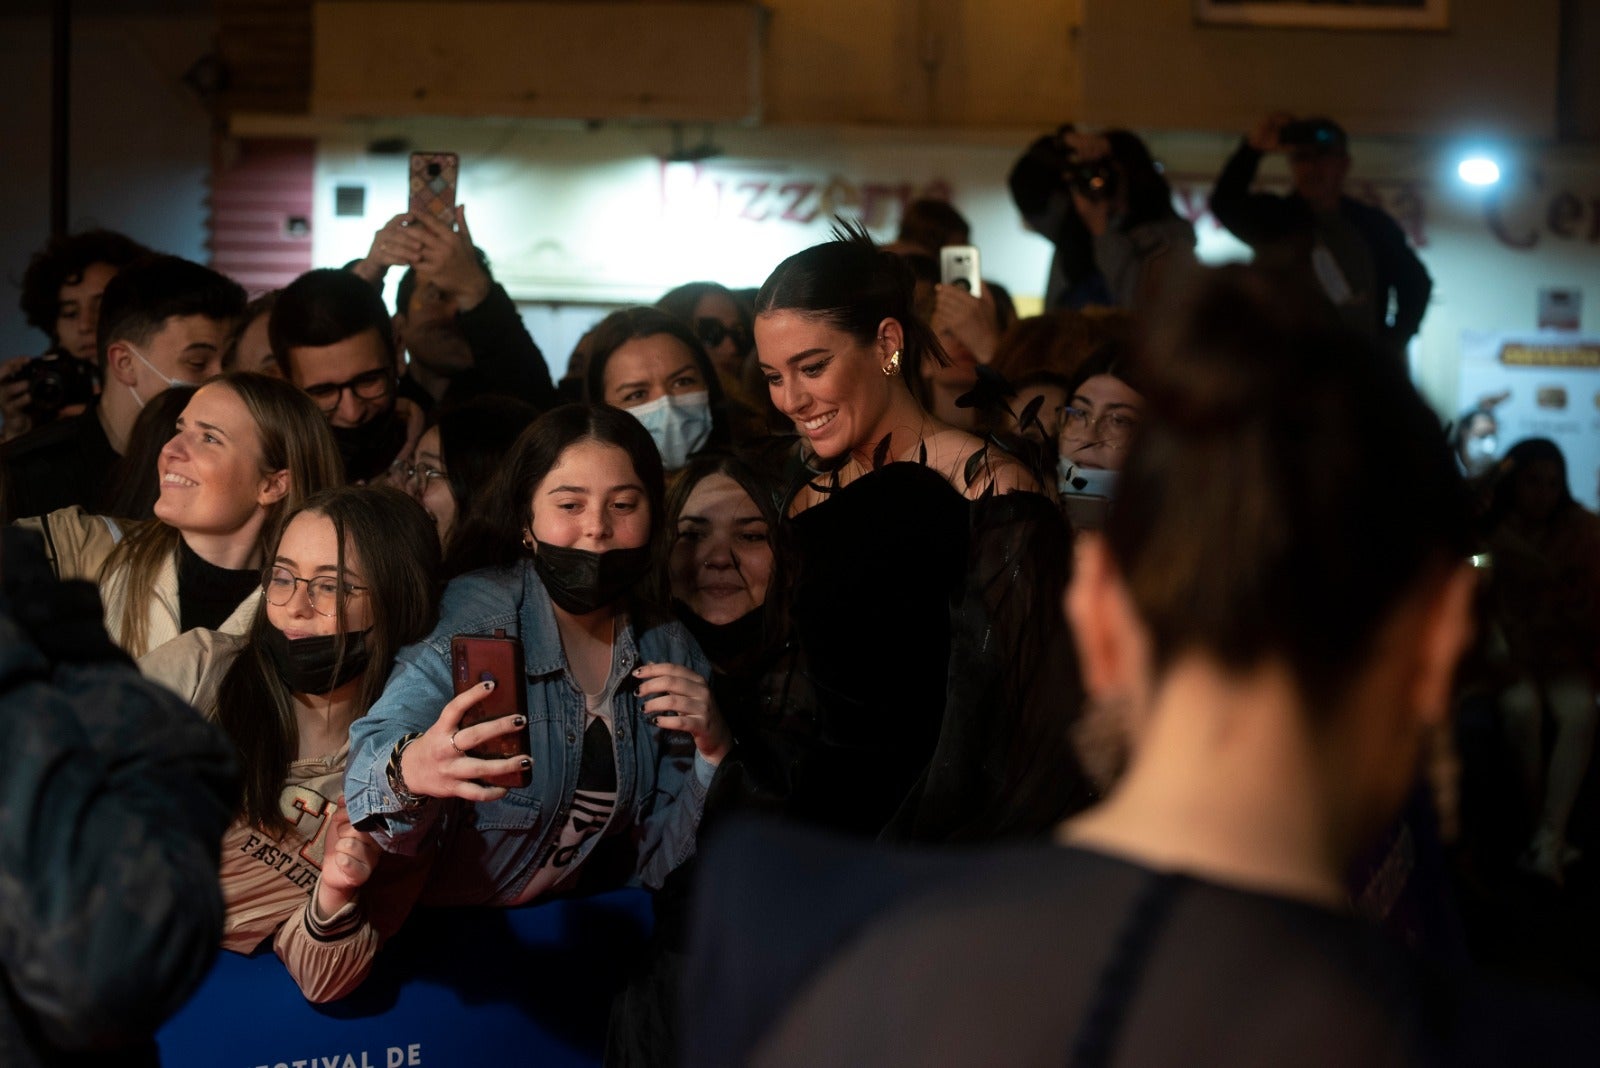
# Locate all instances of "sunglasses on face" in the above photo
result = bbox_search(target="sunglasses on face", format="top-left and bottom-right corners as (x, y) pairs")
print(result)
(695, 318), (751, 354)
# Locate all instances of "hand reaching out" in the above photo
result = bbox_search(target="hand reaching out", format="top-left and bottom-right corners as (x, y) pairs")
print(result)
(313, 796), (382, 920)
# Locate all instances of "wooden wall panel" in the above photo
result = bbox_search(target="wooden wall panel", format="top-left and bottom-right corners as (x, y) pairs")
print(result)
(311, 1), (763, 122)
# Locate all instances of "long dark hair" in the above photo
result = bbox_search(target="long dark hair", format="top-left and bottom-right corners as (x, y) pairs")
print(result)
(215, 486), (441, 835)
(1107, 267), (1470, 718)
(754, 219), (947, 383)
(1482, 437), (1577, 534)
(432, 395), (542, 535)
(444, 403), (667, 591)
(582, 306), (732, 453)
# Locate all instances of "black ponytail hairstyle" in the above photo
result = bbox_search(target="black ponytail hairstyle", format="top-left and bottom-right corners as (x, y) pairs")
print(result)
(1107, 267), (1470, 718)
(754, 219), (947, 384)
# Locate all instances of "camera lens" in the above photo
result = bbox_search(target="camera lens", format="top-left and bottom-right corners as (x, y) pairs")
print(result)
(427, 162), (441, 178)
(30, 367), (65, 414)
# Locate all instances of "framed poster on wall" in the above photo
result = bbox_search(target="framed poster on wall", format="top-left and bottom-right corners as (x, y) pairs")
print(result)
(1194, 0), (1448, 30)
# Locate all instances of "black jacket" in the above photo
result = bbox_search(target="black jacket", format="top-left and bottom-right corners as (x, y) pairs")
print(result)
(399, 282), (559, 413)
(0, 529), (239, 1067)
(0, 401), (119, 524)
(1209, 141), (1433, 349)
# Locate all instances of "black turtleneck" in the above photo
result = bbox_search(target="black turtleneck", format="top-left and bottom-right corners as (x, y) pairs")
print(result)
(177, 539), (260, 633)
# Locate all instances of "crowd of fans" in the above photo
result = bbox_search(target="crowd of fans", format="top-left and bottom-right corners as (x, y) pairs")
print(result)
(0, 114), (1594, 1066)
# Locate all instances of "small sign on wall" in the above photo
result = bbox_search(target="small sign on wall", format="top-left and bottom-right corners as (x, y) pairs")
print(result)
(1539, 287), (1582, 331)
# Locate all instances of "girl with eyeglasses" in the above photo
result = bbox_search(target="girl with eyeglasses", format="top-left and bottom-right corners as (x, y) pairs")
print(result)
(14, 371), (343, 657)
(1056, 340), (1147, 518)
(140, 485), (442, 1002)
(400, 396), (540, 551)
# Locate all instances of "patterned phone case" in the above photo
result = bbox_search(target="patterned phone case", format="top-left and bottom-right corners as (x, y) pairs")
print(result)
(409, 152), (459, 225)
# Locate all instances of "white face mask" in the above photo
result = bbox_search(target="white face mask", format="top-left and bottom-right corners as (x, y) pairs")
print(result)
(125, 343), (199, 409)
(628, 390), (712, 471)
(1058, 457), (1120, 500)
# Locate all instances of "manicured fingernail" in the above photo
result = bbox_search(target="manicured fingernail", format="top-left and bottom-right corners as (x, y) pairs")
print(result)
(513, 715), (526, 727)
(632, 667), (644, 676)
(519, 757), (531, 769)
(483, 680), (495, 690)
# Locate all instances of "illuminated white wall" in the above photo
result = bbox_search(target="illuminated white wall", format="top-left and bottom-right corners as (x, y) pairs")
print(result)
(304, 120), (1600, 417)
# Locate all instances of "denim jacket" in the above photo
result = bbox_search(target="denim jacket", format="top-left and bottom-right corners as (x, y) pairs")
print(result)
(345, 560), (714, 905)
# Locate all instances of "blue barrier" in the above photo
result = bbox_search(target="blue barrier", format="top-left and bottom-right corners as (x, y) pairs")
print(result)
(157, 890), (655, 1068)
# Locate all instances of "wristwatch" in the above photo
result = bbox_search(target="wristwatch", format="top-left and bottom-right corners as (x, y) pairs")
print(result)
(386, 731), (427, 809)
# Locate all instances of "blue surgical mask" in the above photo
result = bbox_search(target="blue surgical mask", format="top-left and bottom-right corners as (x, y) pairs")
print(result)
(628, 391), (712, 471)
(1058, 458), (1119, 500)
(125, 344), (200, 409)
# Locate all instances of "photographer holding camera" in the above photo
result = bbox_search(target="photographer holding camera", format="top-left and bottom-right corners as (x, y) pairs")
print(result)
(1209, 113), (1432, 354)
(3, 231), (150, 442)
(1009, 127), (1196, 312)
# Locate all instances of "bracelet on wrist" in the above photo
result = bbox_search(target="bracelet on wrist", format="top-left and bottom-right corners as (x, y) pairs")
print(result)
(386, 731), (427, 809)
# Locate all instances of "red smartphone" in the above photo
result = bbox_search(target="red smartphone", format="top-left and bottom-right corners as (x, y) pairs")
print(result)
(409, 151), (459, 226)
(451, 629), (531, 788)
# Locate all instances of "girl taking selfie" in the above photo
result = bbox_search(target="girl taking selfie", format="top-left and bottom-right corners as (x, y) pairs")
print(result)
(346, 404), (727, 906)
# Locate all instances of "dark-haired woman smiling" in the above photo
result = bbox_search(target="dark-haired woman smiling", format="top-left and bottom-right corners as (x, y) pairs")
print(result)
(752, 225), (1086, 842)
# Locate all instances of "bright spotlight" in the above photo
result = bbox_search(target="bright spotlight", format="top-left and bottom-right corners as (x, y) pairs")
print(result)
(1458, 157), (1501, 186)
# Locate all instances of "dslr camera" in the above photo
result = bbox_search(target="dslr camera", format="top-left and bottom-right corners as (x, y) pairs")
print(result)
(1054, 125), (1120, 202)
(5, 349), (101, 420)
(1065, 158), (1119, 202)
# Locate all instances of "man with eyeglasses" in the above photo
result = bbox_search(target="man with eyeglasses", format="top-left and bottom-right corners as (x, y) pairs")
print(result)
(349, 205), (558, 416)
(1, 255), (245, 522)
(269, 268), (417, 484)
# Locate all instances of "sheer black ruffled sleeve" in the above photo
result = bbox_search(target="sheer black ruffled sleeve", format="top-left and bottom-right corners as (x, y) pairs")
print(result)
(887, 488), (1097, 843)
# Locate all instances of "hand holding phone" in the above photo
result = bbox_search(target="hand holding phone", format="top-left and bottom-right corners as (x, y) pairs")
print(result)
(451, 632), (533, 788)
(939, 245), (982, 299)
(406, 204), (492, 311)
(396, 678), (531, 803)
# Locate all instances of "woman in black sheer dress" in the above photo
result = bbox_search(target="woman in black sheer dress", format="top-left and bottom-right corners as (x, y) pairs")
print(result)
(745, 222), (1089, 843)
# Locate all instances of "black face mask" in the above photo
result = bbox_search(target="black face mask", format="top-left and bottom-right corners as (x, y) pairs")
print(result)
(331, 409), (407, 484)
(531, 541), (653, 616)
(262, 626), (372, 695)
(674, 600), (765, 669)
